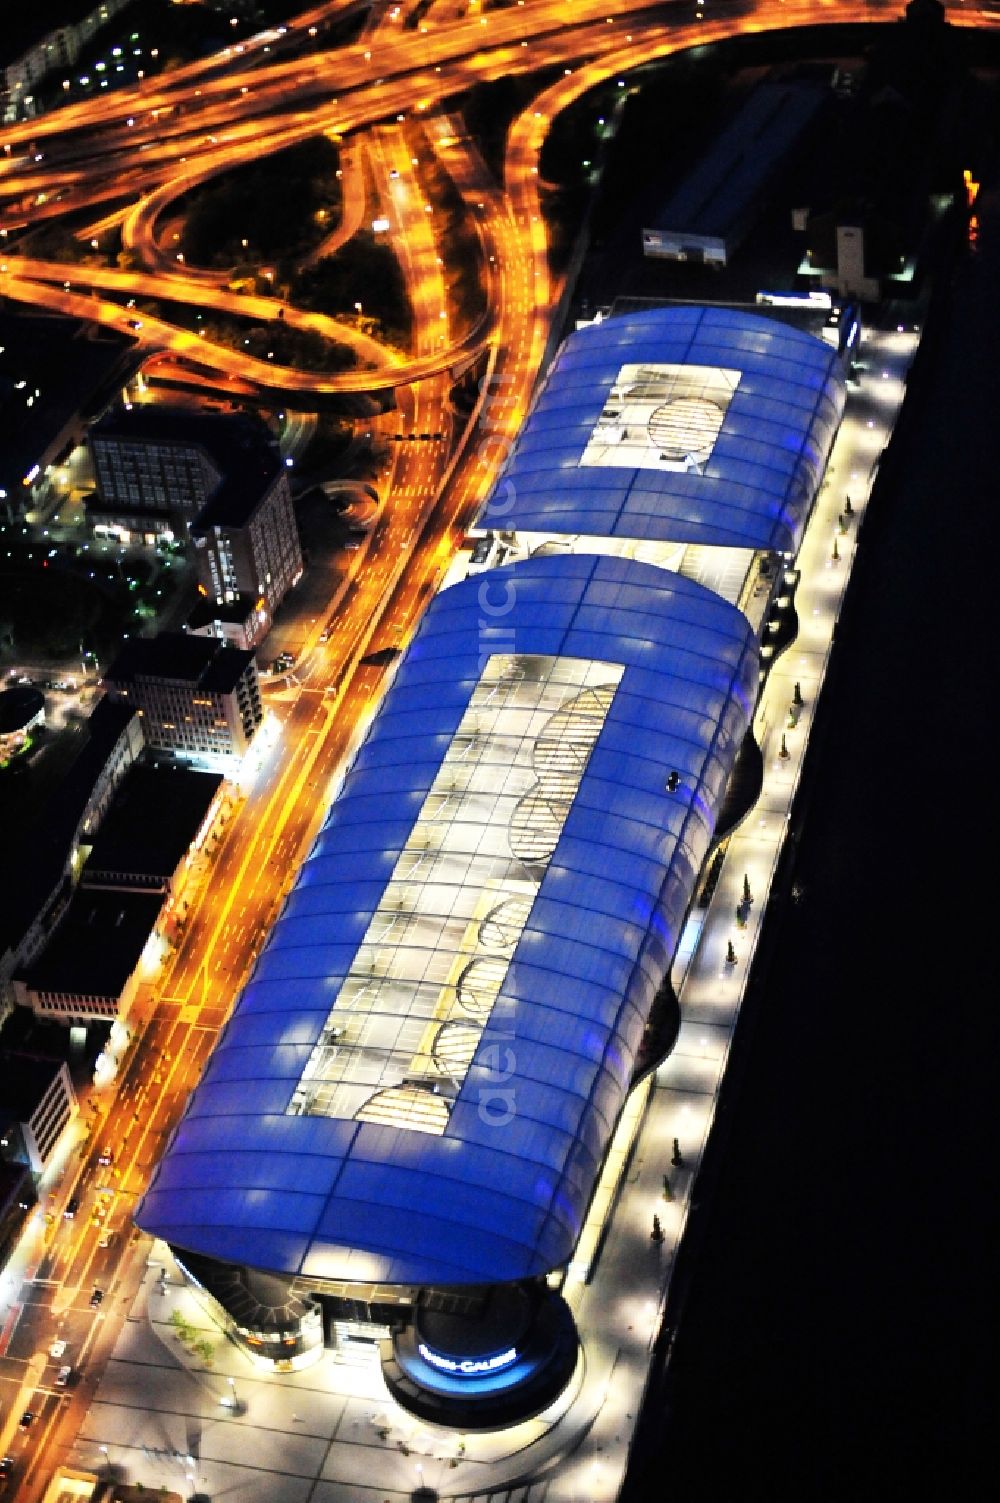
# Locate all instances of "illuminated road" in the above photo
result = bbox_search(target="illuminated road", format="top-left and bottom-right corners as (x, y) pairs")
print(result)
(1, 1), (994, 1494)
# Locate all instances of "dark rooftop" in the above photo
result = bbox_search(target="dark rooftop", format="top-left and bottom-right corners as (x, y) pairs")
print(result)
(186, 594), (257, 632)
(82, 764), (222, 886)
(18, 888), (164, 998)
(0, 1157), (34, 1213)
(91, 404), (259, 452)
(192, 447), (284, 531)
(93, 405), (283, 530)
(650, 80), (828, 240)
(0, 311), (137, 500)
(0, 1052), (66, 1123)
(0, 697), (141, 954)
(104, 632), (254, 692)
(201, 643), (255, 694)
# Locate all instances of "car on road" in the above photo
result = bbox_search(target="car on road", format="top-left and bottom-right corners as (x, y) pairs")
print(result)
(97, 1146), (113, 1166)
(49, 1338), (67, 1359)
(55, 1365), (72, 1388)
(19, 1412), (34, 1430)
(64, 1196), (79, 1219)
(1, 1455), (14, 1474)
(89, 1287), (103, 1308)
(98, 1230), (116, 1249)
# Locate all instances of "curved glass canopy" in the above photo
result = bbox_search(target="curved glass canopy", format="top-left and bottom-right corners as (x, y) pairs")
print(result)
(138, 556), (758, 1286)
(478, 305), (845, 553)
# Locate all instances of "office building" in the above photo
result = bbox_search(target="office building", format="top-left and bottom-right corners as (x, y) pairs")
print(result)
(0, 697), (144, 1022)
(641, 79), (828, 266)
(87, 406), (302, 645)
(189, 438), (302, 649)
(79, 764), (225, 896)
(102, 633), (263, 768)
(0, 1053), (78, 1173)
(1, 0), (133, 121)
(14, 888), (165, 1026)
(87, 406), (227, 541)
(0, 311), (137, 521)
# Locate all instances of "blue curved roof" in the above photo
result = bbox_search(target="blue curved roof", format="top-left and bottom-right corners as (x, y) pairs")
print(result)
(478, 305), (845, 553)
(138, 556), (758, 1287)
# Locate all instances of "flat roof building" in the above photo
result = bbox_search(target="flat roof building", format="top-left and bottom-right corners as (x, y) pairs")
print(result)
(185, 593), (262, 653)
(87, 406), (226, 538)
(14, 888), (164, 1026)
(189, 438), (302, 650)
(88, 406), (302, 645)
(102, 633), (263, 769)
(0, 311), (137, 520)
(80, 764), (224, 894)
(0, 697), (144, 1022)
(0, 1051), (78, 1173)
(641, 79), (828, 267)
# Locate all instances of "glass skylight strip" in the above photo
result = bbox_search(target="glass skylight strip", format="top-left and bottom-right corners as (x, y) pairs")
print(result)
(580, 361), (740, 474)
(288, 654), (624, 1134)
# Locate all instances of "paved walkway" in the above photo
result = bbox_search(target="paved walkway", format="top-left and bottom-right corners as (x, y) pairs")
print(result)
(62, 320), (920, 1502)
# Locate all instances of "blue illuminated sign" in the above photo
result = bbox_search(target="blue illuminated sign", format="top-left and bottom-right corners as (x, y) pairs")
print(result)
(418, 1342), (517, 1376)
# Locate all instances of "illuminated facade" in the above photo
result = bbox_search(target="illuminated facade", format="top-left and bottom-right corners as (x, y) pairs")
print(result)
(139, 555), (757, 1417)
(137, 306), (844, 1427)
(476, 304), (845, 554)
(189, 461), (302, 650)
(102, 633), (263, 769)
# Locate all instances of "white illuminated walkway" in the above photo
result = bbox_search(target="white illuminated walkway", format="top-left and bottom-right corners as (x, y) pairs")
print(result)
(61, 323), (917, 1501)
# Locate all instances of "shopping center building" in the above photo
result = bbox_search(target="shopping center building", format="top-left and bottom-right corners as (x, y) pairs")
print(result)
(137, 305), (848, 1429)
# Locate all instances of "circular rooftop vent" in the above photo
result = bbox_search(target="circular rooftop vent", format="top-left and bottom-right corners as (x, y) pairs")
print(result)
(646, 397), (724, 464)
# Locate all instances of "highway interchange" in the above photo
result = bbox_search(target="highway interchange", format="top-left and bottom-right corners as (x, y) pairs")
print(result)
(0, 0), (991, 1495)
